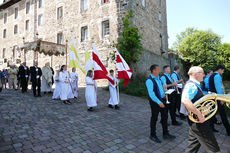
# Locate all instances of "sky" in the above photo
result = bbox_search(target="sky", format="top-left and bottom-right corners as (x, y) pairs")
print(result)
(167, 0), (230, 48)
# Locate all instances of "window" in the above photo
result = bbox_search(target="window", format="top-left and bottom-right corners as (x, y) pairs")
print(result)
(159, 0), (161, 7)
(38, 14), (43, 26)
(81, 0), (88, 11)
(142, 0), (146, 7)
(57, 6), (63, 19)
(4, 13), (7, 24)
(14, 25), (18, 34)
(103, 0), (110, 3)
(3, 29), (6, 38)
(159, 12), (162, 22)
(25, 20), (29, 30)
(102, 20), (110, 37)
(38, 0), (43, 8)
(26, 2), (30, 14)
(160, 34), (163, 51)
(81, 26), (88, 42)
(2, 48), (6, 58)
(15, 8), (18, 19)
(57, 33), (63, 44)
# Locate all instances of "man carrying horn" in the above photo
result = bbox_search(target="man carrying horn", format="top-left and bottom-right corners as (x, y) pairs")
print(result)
(181, 66), (220, 153)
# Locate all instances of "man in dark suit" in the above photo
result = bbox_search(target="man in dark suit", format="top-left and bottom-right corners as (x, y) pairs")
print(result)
(30, 61), (42, 97)
(18, 62), (30, 93)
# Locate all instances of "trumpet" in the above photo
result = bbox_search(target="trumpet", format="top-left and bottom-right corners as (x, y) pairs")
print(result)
(172, 79), (180, 94)
(188, 93), (230, 123)
(163, 85), (171, 104)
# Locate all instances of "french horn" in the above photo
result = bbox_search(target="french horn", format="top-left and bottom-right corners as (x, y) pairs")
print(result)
(188, 93), (230, 123)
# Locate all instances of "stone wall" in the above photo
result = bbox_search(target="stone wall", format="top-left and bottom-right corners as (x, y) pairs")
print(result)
(0, 0), (169, 86)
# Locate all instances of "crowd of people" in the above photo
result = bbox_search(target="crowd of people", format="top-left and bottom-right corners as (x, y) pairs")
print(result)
(146, 64), (229, 153)
(0, 62), (120, 111)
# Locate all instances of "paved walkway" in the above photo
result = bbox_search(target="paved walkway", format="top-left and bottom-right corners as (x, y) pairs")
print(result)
(0, 88), (230, 153)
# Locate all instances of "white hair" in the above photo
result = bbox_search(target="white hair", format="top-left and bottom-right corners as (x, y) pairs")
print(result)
(188, 66), (203, 76)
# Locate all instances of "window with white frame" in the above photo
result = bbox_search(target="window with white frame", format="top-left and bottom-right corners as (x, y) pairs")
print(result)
(81, 26), (88, 42)
(26, 2), (30, 14)
(15, 8), (18, 19)
(57, 32), (63, 44)
(14, 25), (18, 34)
(57, 6), (63, 19)
(3, 29), (6, 38)
(38, 0), (43, 8)
(4, 13), (7, 24)
(142, 0), (146, 7)
(81, 0), (88, 11)
(25, 20), (29, 30)
(38, 14), (43, 26)
(102, 20), (110, 37)
(2, 48), (6, 58)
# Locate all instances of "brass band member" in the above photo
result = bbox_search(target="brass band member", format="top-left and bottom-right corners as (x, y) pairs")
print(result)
(161, 65), (182, 126)
(171, 65), (186, 119)
(146, 64), (176, 143)
(181, 66), (220, 153)
(209, 65), (230, 136)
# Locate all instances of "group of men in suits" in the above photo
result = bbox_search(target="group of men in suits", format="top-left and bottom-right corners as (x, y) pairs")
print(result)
(18, 61), (42, 97)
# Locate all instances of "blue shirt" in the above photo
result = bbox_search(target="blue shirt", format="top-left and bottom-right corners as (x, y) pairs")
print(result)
(213, 72), (224, 94)
(171, 71), (180, 82)
(182, 79), (201, 101)
(146, 74), (165, 104)
(160, 73), (174, 89)
(202, 75), (210, 95)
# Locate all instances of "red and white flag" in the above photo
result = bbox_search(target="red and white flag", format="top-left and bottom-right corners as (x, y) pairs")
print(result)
(92, 43), (114, 85)
(115, 48), (132, 88)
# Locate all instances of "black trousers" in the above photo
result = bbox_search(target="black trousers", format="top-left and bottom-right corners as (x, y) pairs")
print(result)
(174, 90), (182, 114)
(210, 101), (230, 134)
(21, 77), (28, 92)
(149, 100), (168, 136)
(167, 92), (177, 123)
(32, 79), (41, 96)
(185, 120), (220, 153)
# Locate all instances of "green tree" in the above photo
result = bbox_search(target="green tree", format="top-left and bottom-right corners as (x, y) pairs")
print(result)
(218, 43), (230, 69)
(177, 30), (222, 70)
(172, 27), (198, 50)
(116, 10), (143, 65)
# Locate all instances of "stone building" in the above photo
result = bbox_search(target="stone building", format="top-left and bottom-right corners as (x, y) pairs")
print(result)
(0, 0), (169, 85)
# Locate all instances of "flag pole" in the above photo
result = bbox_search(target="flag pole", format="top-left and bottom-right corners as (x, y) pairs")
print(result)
(66, 39), (68, 66)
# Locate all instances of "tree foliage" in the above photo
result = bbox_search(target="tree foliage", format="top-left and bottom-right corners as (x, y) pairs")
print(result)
(177, 30), (222, 70)
(172, 27), (198, 50)
(218, 43), (230, 69)
(116, 10), (143, 65)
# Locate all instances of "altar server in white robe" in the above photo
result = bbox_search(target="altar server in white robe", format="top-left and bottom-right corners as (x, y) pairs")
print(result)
(108, 70), (120, 109)
(85, 70), (97, 111)
(52, 70), (61, 100)
(59, 65), (74, 104)
(70, 68), (79, 98)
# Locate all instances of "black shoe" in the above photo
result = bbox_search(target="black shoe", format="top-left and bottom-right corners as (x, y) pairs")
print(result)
(115, 105), (120, 110)
(212, 128), (219, 133)
(180, 114), (186, 120)
(44, 92), (47, 94)
(149, 136), (161, 143)
(227, 132), (230, 136)
(108, 104), (113, 109)
(88, 107), (93, 111)
(163, 133), (176, 140)
(172, 121), (182, 126)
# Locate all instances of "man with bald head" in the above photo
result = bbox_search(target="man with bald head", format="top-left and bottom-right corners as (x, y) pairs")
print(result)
(181, 66), (220, 153)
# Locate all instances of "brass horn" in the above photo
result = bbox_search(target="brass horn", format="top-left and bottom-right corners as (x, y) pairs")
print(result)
(188, 94), (230, 123)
